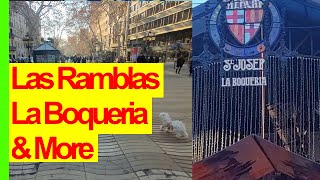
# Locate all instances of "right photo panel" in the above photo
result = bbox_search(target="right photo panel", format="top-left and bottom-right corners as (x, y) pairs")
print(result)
(192, 0), (320, 179)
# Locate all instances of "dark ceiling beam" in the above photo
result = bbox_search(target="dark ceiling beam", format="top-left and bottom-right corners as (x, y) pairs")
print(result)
(293, 32), (311, 51)
(290, 0), (320, 10)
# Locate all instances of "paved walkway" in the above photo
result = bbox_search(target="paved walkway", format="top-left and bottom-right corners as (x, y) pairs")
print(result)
(10, 63), (192, 180)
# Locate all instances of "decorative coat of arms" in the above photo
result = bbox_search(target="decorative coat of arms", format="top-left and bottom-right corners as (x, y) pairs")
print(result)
(226, 1), (264, 45)
(209, 0), (281, 57)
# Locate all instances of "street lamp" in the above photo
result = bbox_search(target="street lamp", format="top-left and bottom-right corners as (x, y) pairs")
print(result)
(143, 31), (156, 54)
(22, 33), (34, 63)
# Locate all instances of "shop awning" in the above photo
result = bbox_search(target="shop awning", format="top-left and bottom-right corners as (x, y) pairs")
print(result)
(193, 135), (320, 180)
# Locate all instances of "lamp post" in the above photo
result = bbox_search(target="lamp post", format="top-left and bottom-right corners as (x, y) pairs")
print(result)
(94, 37), (102, 61)
(22, 33), (34, 63)
(143, 31), (156, 54)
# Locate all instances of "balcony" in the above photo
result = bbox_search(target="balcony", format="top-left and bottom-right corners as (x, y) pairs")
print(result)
(10, 46), (16, 52)
(128, 19), (192, 40)
(9, 32), (15, 39)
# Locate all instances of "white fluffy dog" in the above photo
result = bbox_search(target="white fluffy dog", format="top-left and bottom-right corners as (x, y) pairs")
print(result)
(171, 120), (189, 139)
(159, 112), (188, 139)
(159, 112), (173, 132)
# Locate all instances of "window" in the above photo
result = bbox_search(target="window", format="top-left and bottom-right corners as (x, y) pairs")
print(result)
(154, 20), (158, 28)
(159, 3), (164, 12)
(157, 19), (161, 28)
(155, 4), (160, 14)
(182, 9), (189, 21)
(165, 2), (170, 9)
(177, 11), (183, 22)
(164, 16), (168, 25)
(170, 2), (175, 8)
(147, 9), (150, 17)
(168, 15), (173, 24)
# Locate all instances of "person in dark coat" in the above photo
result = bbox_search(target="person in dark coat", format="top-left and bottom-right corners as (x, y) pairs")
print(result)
(82, 57), (86, 63)
(137, 54), (141, 63)
(149, 55), (155, 63)
(188, 58), (192, 76)
(176, 51), (185, 74)
(137, 53), (146, 63)
(155, 55), (160, 63)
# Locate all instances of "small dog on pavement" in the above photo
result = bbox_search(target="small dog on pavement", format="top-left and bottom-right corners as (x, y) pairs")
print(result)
(159, 112), (173, 132)
(159, 112), (188, 139)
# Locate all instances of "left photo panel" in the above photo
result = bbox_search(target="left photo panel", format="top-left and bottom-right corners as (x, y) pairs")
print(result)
(9, 1), (192, 180)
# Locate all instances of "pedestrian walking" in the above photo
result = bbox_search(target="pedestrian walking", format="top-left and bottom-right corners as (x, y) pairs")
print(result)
(81, 57), (86, 63)
(137, 53), (146, 63)
(77, 56), (81, 63)
(117, 56), (124, 63)
(176, 50), (185, 74)
(149, 55), (155, 63)
(163, 52), (166, 63)
(188, 58), (192, 76)
(155, 55), (160, 63)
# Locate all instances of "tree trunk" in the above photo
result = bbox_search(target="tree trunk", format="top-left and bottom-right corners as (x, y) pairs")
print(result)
(98, 18), (103, 51)
(116, 22), (121, 57)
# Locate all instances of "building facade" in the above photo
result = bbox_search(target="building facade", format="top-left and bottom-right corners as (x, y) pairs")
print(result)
(127, 1), (192, 60)
(92, 2), (128, 59)
(10, 5), (29, 59)
(89, 1), (192, 61)
(9, 2), (41, 61)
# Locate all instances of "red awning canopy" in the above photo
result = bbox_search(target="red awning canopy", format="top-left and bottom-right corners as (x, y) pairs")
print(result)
(193, 135), (320, 180)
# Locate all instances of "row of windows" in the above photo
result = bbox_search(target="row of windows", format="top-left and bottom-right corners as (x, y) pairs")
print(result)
(10, 27), (27, 40)
(130, 1), (155, 12)
(129, 9), (191, 35)
(10, 11), (27, 29)
(10, 39), (27, 51)
(130, 1), (185, 24)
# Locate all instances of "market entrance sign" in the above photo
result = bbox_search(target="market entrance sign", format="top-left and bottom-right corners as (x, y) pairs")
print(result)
(221, 58), (267, 87)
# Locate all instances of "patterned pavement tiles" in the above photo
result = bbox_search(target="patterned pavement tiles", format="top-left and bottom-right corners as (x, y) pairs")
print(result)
(10, 63), (192, 180)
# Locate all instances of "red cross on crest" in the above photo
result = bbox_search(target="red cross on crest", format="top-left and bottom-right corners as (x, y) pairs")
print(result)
(226, 0), (264, 45)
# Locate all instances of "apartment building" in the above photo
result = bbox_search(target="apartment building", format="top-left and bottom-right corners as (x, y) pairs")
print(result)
(92, 2), (128, 58)
(90, 1), (191, 60)
(127, 1), (192, 58)
(10, 6), (29, 59)
(9, 2), (41, 60)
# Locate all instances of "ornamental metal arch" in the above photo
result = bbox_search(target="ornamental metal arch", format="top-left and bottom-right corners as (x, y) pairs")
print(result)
(192, 0), (320, 167)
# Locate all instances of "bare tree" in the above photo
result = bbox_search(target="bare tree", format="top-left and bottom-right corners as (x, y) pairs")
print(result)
(68, 3), (99, 55)
(10, 1), (64, 45)
(99, 1), (128, 57)
(68, 1), (127, 57)
(41, 8), (75, 48)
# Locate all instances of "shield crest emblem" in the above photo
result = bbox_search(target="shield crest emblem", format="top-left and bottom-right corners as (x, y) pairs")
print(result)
(226, 0), (264, 45)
